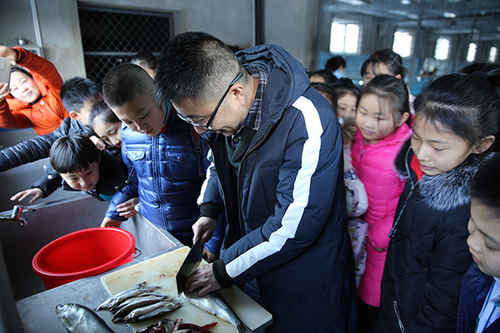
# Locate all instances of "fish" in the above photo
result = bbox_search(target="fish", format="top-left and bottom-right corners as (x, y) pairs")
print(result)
(96, 281), (161, 311)
(121, 300), (182, 323)
(112, 295), (175, 322)
(183, 293), (247, 333)
(55, 303), (114, 333)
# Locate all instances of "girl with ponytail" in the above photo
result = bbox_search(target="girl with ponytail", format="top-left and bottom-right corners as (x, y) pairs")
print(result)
(375, 70), (500, 333)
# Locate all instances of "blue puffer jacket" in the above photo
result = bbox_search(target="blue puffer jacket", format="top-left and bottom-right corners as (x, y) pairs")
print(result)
(106, 111), (222, 251)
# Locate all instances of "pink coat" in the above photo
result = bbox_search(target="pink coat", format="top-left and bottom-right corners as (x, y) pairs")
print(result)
(351, 124), (411, 306)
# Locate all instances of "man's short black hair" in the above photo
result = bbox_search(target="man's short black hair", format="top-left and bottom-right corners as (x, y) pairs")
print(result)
(60, 77), (99, 113)
(130, 50), (157, 71)
(102, 63), (152, 108)
(50, 135), (100, 174)
(89, 100), (120, 128)
(154, 32), (240, 108)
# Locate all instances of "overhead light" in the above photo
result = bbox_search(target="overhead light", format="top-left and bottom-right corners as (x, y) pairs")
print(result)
(443, 12), (456, 18)
(336, 0), (369, 6)
(401, 0), (411, 4)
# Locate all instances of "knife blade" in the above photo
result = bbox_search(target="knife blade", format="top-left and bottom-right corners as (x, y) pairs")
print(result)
(176, 240), (203, 295)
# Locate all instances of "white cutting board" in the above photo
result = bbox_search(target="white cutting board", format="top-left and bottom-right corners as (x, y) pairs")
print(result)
(101, 246), (272, 332)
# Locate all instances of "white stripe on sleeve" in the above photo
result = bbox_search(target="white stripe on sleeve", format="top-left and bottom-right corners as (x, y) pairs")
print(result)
(225, 96), (324, 278)
(197, 148), (214, 205)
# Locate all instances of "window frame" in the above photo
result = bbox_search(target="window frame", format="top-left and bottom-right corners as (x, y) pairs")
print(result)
(329, 20), (362, 55)
(489, 46), (498, 63)
(466, 42), (477, 62)
(392, 29), (415, 58)
(434, 36), (451, 61)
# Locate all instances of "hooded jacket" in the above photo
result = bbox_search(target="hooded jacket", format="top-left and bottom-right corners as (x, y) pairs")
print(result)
(375, 139), (476, 333)
(351, 124), (411, 306)
(198, 45), (356, 333)
(0, 47), (68, 135)
(0, 117), (93, 172)
(457, 263), (500, 333)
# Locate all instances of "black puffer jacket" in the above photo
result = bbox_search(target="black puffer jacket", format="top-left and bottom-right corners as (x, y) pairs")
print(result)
(31, 148), (127, 200)
(0, 118), (93, 172)
(375, 139), (477, 333)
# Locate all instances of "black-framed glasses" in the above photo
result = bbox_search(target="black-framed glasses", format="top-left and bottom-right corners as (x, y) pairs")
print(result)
(177, 71), (243, 130)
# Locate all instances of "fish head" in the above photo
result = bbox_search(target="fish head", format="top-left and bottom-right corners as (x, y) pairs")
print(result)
(55, 304), (83, 330)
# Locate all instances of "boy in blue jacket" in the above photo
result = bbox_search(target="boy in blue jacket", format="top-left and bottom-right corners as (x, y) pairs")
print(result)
(458, 152), (500, 333)
(101, 64), (221, 255)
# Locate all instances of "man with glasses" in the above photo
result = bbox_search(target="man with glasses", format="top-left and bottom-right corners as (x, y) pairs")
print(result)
(100, 63), (222, 258)
(154, 32), (356, 333)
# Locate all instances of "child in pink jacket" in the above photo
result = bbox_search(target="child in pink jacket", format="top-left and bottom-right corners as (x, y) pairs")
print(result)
(351, 75), (412, 332)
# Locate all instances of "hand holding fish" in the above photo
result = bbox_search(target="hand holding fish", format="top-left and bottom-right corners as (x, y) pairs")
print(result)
(185, 263), (221, 297)
(192, 216), (217, 245)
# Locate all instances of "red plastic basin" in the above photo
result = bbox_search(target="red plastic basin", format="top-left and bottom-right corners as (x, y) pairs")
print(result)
(32, 227), (135, 289)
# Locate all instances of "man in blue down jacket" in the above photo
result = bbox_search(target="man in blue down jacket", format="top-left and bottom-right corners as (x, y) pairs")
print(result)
(154, 32), (356, 332)
(101, 64), (222, 254)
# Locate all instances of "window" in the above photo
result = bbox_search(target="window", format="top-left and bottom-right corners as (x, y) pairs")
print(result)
(466, 43), (477, 62)
(392, 31), (414, 58)
(330, 21), (360, 54)
(489, 46), (498, 63)
(78, 5), (172, 84)
(434, 37), (450, 60)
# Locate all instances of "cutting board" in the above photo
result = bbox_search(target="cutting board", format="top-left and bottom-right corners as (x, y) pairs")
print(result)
(101, 246), (272, 332)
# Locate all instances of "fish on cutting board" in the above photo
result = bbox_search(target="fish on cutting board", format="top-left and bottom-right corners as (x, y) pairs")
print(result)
(96, 281), (161, 312)
(55, 303), (114, 333)
(182, 293), (247, 333)
(112, 294), (177, 322)
(122, 300), (183, 323)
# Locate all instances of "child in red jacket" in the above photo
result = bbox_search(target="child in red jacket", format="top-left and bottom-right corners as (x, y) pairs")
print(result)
(0, 45), (68, 135)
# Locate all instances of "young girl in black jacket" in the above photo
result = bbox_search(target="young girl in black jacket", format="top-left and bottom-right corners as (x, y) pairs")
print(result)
(375, 71), (500, 333)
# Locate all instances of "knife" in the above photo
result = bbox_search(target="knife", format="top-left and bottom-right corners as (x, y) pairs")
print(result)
(176, 240), (204, 295)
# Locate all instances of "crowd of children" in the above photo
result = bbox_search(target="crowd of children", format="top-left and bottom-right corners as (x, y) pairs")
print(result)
(0, 37), (499, 332)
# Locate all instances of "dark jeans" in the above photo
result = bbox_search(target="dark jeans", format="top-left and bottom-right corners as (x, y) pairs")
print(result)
(358, 298), (379, 333)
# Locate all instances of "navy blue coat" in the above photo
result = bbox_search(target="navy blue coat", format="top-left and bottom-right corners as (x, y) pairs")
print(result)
(199, 45), (356, 333)
(105, 112), (222, 250)
(457, 264), (500, 333)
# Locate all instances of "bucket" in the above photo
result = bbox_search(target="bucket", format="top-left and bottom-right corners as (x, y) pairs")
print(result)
(32, 227), (135, 289)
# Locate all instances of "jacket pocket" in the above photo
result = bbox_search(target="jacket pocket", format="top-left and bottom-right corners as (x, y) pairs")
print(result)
(393, 300), (407, 333)
(165, 151), (199, 181)
(126, 149), (146, 161)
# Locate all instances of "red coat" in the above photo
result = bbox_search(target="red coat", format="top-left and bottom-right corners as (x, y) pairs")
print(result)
(351, 124), (411, 306)
(0, 47), (68, 135)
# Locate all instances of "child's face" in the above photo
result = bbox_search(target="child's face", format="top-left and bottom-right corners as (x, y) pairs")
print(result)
(9, 71), (40, 103)
(411, 114), (473, 176)
(60, 162), (100, 192)
(363, 62), (399, 85)
(355, 93), (406, 144)
(336, 93), (357, 122)
(93, 117), (122, 149)
(112, 94), (166, 136)
(467, 198), (500, 278)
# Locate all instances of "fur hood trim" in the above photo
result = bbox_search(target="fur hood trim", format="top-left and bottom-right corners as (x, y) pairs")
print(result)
(395, 138), (482, 211)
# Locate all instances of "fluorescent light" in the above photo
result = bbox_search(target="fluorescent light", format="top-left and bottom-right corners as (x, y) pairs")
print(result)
(443, 12), (456, 18)
(401, 0), (411, 4)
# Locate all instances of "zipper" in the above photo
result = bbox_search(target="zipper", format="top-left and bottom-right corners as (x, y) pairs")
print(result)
(237, 124), (274, 233)
(388, 146), (415, 239)
(152, 136), (164, 226)
(393, 300), (406, 333)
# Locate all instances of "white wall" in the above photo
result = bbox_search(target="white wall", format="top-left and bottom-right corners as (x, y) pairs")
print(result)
(264, 0), (320, 68)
